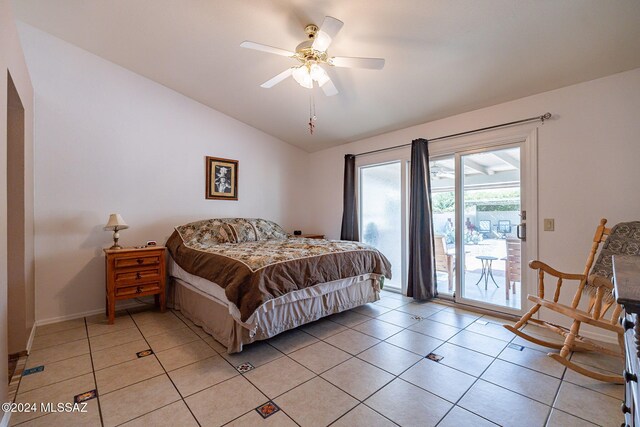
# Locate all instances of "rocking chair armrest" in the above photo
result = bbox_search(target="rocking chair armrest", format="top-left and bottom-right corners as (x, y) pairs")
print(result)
(528, 260), (586, 281)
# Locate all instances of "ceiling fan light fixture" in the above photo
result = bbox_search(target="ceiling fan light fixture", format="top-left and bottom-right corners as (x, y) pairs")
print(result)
(309, 63), (327, 81)
(312, 32), (332, 52)
(242, 15), (383, 98)
(292, 65), (313, 89)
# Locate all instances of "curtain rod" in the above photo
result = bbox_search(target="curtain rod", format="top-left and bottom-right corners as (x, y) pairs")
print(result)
(353, 112), (552, 157)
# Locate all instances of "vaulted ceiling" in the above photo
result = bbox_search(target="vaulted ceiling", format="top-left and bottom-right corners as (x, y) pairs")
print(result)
(13, 0), (640, 152)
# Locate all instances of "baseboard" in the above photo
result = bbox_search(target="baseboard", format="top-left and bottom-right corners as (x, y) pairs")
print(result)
(526, 316), (619, 344)
(26, 323), (37, 353)
(1, 410), (11, 427)
(576, 328), (618, 344)
(432, 296), (619, 344)
(35, 298), (153, 327)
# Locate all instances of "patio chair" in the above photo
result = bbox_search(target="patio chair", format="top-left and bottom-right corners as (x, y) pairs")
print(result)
(434, 235), (454, 291)
(497, 220), (512, 238)
(503, 218), (635, 384)
(504, 238), (520, 300)
(478, 220), (492, 238)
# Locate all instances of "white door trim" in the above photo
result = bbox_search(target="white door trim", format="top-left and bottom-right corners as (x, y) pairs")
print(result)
(444, 126), (538, 316)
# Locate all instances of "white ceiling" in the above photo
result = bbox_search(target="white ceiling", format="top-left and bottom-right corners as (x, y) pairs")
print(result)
(13, 0), (640, 152)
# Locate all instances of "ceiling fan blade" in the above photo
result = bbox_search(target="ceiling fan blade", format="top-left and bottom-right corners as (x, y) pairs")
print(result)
(240, 41), (295, 57)
(320, 77), (338, 96)
(330, 56), (385, 70)
(312, 16), (344, 51)
(260, 68), (294, 88)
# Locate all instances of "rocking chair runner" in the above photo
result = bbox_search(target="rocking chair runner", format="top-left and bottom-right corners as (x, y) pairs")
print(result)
(504, 218), (640, 384)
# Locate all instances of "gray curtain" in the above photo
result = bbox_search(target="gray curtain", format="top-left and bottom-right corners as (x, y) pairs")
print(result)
(340, 154), (359, 241)
(407, 138), (437, 300)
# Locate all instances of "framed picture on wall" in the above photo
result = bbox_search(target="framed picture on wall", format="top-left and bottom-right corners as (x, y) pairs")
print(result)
(205, 156), (238, 200)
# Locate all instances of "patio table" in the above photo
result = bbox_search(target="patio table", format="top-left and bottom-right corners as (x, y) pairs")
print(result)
(474, 255), (499, 290)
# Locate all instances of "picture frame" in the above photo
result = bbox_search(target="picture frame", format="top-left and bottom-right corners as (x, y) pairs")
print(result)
(205, 156), (238, 200)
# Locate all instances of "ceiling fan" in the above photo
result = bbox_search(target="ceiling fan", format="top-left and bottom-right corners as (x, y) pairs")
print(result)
(240, 16), (385, 96)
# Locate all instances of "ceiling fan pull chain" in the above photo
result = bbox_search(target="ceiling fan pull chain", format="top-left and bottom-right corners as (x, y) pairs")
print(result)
(308, 93), (317, 135)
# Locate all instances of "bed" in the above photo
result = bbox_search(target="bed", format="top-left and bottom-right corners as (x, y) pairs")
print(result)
(166, 218), (392, 353)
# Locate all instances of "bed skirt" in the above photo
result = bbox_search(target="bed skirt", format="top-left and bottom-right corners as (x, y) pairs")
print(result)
(168, 274), (381, 353)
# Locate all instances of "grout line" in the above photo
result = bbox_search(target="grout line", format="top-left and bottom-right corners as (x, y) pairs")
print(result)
(377, 302), (553, 424)
(544, 362), (569, 426)
(27, 336), (89, 354)
(19, 294), (621, 427)
(126, 308), (203, 427)
(84, 317), (106, 427)
(30, 323), (86, 338)
(114, 400), (185, 427)
(237, 362), (309, 426)
(98, 373), (167, 398)
(12, 359), (95, 397)
(329, 403), (400, 427)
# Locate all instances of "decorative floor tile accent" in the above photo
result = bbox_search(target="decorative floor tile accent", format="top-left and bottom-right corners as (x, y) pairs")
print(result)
(137, 349), (154, 358)
(74, 389), (98, 403)
(22, 365), (44, 376)
(411, 315), (426, 320)
(507, 343), (525, 351)
(426, 353), (444, 362)
(236, 362), (255, 374)
(255, 401), (280, 419)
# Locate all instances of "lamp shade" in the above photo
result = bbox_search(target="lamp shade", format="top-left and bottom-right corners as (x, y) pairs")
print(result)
(292, 66), (313, 89)
(104, 213), (129, 231)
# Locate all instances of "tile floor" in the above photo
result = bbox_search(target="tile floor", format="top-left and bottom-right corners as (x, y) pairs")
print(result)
(9, 291), (624, 426)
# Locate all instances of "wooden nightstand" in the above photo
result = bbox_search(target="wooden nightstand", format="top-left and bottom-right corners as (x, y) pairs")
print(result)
(104, 246), (166, 324)
(292, 234), (325, 239)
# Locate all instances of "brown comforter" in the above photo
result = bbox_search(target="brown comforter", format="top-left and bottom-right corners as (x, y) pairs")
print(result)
(166, 231), (392, 322)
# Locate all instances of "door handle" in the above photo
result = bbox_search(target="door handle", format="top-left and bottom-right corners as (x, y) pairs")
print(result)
(516, 223), (526, 241)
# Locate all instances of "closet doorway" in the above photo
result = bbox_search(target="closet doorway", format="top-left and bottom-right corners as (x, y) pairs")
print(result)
(6, 72), (29, 354)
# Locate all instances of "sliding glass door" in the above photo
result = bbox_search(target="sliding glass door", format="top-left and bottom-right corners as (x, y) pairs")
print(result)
(357, 128), (536, 315)
(430, 155), (456, 296)
(457, 145), (523, 311)
(359, 161), (405, 291)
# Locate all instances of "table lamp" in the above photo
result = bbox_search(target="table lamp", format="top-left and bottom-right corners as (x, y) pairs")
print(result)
(104, 213), (129, 249)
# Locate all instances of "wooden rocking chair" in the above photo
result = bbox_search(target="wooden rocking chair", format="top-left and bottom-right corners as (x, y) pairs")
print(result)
(504, 218), (629, 384)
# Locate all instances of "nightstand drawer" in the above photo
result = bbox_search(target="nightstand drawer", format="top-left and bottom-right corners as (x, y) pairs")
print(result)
(114, 267), (161, 285)
(115, 255), (161, 269)
(104, 246), (167, 324)
(115, 282), (161, 297)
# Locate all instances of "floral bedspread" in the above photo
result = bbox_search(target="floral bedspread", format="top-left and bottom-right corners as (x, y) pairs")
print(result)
(167, 223), (392, 322)
(182, 237), (377, 272)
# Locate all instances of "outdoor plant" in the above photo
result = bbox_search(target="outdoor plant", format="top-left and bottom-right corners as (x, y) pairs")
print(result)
(464, 228), (483, 244)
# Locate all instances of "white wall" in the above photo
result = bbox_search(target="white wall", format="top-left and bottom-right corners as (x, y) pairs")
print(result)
(1, 0), (35, 416)
(306, 68), (640, 331)
(17, 17), (640, 335)
(18, 24), (310, 324)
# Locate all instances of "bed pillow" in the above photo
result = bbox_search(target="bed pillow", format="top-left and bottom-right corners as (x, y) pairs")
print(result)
(225, 219), (258, 243)
(251, 218), (288, 240)
(176, 218), (287, 244)
(176, 219), (233, 245)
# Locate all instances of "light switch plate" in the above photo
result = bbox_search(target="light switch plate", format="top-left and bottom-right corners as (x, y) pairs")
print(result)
(544, 218), (555, 231)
